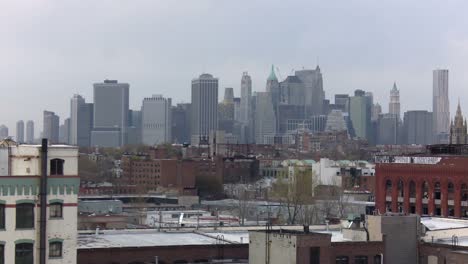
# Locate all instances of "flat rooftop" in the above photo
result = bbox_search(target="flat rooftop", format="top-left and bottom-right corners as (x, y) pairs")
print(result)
(421, 217), (468, 231)
(78, 230), (249, 249)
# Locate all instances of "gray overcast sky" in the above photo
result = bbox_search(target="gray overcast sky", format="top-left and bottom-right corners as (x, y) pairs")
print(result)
(1, 0), (468, 137)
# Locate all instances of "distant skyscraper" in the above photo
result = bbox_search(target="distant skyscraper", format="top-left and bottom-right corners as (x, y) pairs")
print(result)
(26, 120), (34, 143)
(91, 80), (129, 147)
(334, 94), (350, 113)
(377, 113), (399, 145)
(349, 90), (372, 140)
(172, 103), (191, 144)
(43, 110), (60, 143)
(433, 69), (450, 143)
(59, 118), (70, 144)
(127, 109), (142, 145)
(295, 65), (325, 116)
(389, 82), (401, 120)
(255, 92), (276, 144)
(191, 73), (218, 144)
(16, 120), (24, 143)
(240, 72), (254, 143)
(70, 94), (85, 145)
(325, 110), (347, 132)
(141, 95), (172, 145)
(0, 125), (8, 139)
(403, 111), (433, 145)
(219, 88), (235, 134)
(372, 103), (382, 121)
(450, 102), (467, 144)
(224, 87), (234, 103)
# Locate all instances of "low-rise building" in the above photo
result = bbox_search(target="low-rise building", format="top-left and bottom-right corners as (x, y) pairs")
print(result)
(0, 139), (79, 264)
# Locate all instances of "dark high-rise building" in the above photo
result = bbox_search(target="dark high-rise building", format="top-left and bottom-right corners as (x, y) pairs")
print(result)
(349, 90), (372, 140)
(191, 73), (218, 144)
(43, 110), (60, 143)
(128, 109), (142, 145)
(59, 118), (70, 144)
(171, 103), (191, 144)
(403, 110), (433, 145)
(16, 120), (24, 143)
(70, 94), (94, 147)
(295, 65), (325, 116)
(218, 88), (235, 134)
(91, 79), (129, 147)
(26, 120), (34, 143)
(0, 125), (8, 139)
(377, 114), (399, 145)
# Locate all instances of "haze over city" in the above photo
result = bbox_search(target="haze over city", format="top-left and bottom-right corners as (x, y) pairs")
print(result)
(2, 1), (468, 135)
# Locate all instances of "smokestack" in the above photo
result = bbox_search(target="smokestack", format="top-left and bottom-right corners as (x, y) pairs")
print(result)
(39, 138), (48, 264)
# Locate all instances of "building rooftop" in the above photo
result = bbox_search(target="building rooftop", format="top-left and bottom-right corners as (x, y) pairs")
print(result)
(421, 217), (468, 231)
(78, 230), (249, 249)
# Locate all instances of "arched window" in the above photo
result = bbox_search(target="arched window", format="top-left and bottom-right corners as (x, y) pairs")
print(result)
(422, 182), (429, 199)
(385, 180), (392, 196)
(434, 182), (441, 200)
(398, 180), (404, 197)
(15, 243), (33, 264)
(448, 182), (455, 200)
(50, 159), (64, 175)
(409, 181), (416, 198)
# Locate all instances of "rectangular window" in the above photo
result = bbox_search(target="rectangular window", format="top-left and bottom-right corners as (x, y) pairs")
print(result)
(336, 256), (349, 264)
(15, 243), (33, 264)
(0, 244), (4, 264)
(310, 247), (320, 264)
(49, 242), (62, 258)
(16, 203), (34, 229)
(50, 159), (64, 175)
(0, 204), (4, 229)
(355, 255), (368, 264)
(49, 203), (63, 218)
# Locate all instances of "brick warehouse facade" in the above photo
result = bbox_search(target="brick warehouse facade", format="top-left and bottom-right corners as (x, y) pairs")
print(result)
(375, 152), (468, 218)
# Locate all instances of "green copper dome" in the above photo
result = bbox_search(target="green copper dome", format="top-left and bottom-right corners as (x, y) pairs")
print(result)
(267, 65), (278, 81)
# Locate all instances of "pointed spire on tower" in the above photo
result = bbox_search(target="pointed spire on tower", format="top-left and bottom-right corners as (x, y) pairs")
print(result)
(392, 82), (398, 91)
(267, 64), (278, 81)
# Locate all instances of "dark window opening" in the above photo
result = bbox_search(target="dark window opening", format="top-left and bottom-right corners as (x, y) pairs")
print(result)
(435, 207), (442, 216)
(423, 206), (429, 215)
(0, 244), (4, 264)
(49, 203), (63, 218)
(0, 204), (4, 229)
(355, 255), (368, 264)
(434, 182), (441, 200)
(49, 241), (62, 258)
(336, 256), (349, 264)
(50, 159), (64, 175)
(410, 206), (416, 214)
(15, 243), (33, 264)
(310, 247), (320, 264)
(373, 255), (382, 264)
(16, 203), (34, 229)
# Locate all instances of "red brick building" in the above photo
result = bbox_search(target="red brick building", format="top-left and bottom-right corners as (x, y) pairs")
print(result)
(375, 145), (468, 218)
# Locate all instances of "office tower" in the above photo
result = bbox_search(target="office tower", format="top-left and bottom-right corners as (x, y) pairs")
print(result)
(16, 120), (24, 143)
(127, 109), (142, 145)
(349, 90), (372, 140)
(76, 103), (94, 147)
(141, 95), (172, 145)
(233, 97), (241, 122)
(325, 110), (348, 132)
(219, 88), (235, 134)
(266, 65), (280, 109)
(450, 102), (467, 144)
(389, 82), (401, 120)
(0, 125), (8, 139)
(191, 73), (218, 144)
(240, 72), (254, 143)
(295, 65), (325, 116)
(69, 94), (85, 145)
(403, 111), (433, 145)
(255, 92), (276, 144)
(433, 69), (450, 143)
(91, 79), (130, 147)
(372, 103), (382, 121)
(224, 87), (234, 103)
(43, 110), (60, 143)
(377, 113), (399, 145)
(26, 120), (34, 143)
(335, 94), (350, 110)
(59, 118), (70, 144)
(172, 103), (191, 144)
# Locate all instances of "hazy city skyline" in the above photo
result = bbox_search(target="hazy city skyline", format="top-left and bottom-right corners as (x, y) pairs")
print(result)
(2, 1), (468, 135)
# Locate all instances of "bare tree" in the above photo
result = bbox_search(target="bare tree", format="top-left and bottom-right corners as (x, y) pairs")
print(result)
(272, 166), (317, 225)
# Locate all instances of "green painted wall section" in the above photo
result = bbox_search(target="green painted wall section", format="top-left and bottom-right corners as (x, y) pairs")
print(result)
(0, 177), (79, 196)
